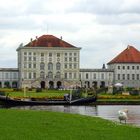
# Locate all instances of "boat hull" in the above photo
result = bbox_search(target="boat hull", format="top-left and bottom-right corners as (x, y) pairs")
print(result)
(0, 95), (97, 106)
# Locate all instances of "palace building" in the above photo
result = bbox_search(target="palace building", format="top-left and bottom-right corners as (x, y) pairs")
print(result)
(0, 34), (140, 88)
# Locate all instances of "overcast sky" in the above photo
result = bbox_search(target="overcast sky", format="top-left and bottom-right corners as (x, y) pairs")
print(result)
(1, 0), (140, 68)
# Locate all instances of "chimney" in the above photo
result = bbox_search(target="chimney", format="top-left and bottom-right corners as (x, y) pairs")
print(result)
(60, 36), (63, 40)
(102, 63), (106, 69)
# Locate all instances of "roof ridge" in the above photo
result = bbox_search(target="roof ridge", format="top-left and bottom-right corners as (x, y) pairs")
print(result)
(108, 45), (140, 64)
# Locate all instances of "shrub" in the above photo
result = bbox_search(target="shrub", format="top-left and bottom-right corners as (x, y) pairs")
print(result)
(36, 88), (42, 92)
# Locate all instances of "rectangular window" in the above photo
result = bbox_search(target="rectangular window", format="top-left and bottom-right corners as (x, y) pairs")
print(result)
(29, 73), (32, 79)
(29, 52), (32, 55)
(5, 73), (9, 79)
(41, 53), (44, 57)
(132, 66), (135, 70)
(69, 64), (72, 69)
(49, 53), (52, 57)
(65, 73), (67, 79)
(74, 64), (77, 69)
(127, 74), (130, 80)
(69, 53), (72, 56)
(132, 74), (135, 80)
(65, 64), (67, 69)
(137, 74), (139, 80)
(101, 73), (104, 79)
(69, 57), (72, 61)
(24, 63), (27, 68)
(69, 73), (72, 79)
(29, 64), (32, 68)
(29, 57), (32, 61)
(86, 73), (88, 79)
(13, 73), (17, 79)
(24, 52), (27, 55)
(33, 57), (36, 61)
(33, 73), (36, 79)
(74, 73), (77, 79)
(137, 66), (139, 70)
(122, 74), (125, 80)
(57, 53), (60, 57)
(33, 64), (36, 68)
(65, 58), (67, 61)
(74, 57), (77, 61)
(118, 66), (120, 69)
(93, 74), (96, 79)
(127, 66), (130, 69)
(118, 74), (120, 80)
(122, 66), (125, 69)
(65, 53), (67, 56)
(24, 57), (27, 61)
(74, 53), (77, 56)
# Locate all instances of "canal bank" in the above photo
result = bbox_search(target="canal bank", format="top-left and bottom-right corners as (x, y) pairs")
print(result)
(92, 100), (140, 105)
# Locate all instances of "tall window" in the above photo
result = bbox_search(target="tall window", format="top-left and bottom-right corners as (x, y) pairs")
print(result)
(86, 73), (88, 79)
(29, 64), (32, 68)
(69, 73), (72, 79)
(29, 72), (32, 79)
(49, 53), (52, 57)
(40, 71), (45, 78)
(65, 73), (67, 79)
(56, 72), (61, 78)
(48, 71), (53, 78)
(118, 66), (120, 69)
(132, 74), (135, 80)
(33, 64), (36, 68)
(137, 74), (139, 80)
(57, 53), (60, 57)
(40, 62), (45, 70)
(41, 53), (44, 57)
(118, 74), (120, 80)
(132, 66), (135, 70)
(93, 74), (96, 79)
(56, 62), (61, 70)
(101, 73), (104, 79)
(127, 74), (130, 80)
(33, 73), (36, 79)
(122, 74), (125, 80)
(74, 73), (77, 79)
(48, 62), (53, 70)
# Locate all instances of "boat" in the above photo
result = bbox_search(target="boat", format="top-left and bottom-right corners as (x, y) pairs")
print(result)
(0, 94), (97, 106)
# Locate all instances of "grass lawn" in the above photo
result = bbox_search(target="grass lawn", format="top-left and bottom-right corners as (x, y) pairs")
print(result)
(0, 109), (140, 140)
(0, 89), (69, 98)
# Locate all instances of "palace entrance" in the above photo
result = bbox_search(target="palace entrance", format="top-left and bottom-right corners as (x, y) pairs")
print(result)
(49, 81), (54, 89)
(40, 81), (45, 89)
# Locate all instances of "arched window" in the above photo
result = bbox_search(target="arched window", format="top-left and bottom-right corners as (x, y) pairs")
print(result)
(56, 71), (61, 78)
(40, 71), (45, 78)
(48, 62), (53, 70)
(40, 62), (45, 70)
(48, 71), (53, 78)
(56, 62), (61, 70)
(4, 81), (10, 88)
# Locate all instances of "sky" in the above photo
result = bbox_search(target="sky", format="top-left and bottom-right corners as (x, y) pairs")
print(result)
(1, 0), (140, 68)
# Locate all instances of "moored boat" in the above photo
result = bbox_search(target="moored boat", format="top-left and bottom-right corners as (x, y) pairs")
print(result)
(0, 94), (97, 106)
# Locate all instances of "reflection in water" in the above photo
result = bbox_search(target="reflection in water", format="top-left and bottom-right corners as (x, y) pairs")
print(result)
(2, 105), (140, 127)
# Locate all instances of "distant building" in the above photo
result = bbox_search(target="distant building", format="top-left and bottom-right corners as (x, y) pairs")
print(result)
(0, 68), (19, 88)
(0, 35), (140, 88)
(16, 35), (81, 88)
(107, 45), (140, 87)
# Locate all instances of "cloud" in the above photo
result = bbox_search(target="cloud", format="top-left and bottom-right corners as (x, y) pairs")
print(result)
(70, 0), (140, 15)
(0, 0), (140, 68)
